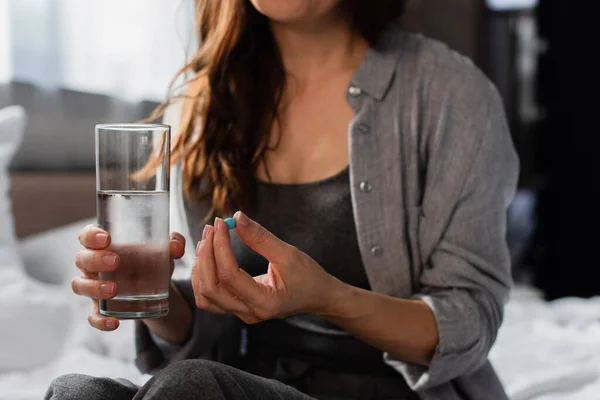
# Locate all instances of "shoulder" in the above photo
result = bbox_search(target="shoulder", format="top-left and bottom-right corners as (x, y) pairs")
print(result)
(376, 27), (515, 194)
(380, 26), (506, 150)
(389, 26), (501, 112)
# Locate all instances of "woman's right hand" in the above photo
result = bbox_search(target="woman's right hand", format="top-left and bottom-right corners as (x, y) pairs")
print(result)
(73, 224), (186, 331)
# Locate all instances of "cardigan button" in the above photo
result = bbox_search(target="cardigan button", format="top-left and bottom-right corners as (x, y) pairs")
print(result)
(370, 245), (383, 257)
(359, 181), (372, 193)
(348, 86), (362, 97)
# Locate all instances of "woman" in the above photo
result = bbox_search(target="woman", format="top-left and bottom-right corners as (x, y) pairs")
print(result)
(48, 0), (518, 399)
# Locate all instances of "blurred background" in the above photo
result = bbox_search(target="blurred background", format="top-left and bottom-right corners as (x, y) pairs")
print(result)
(1, 1), (599, 399)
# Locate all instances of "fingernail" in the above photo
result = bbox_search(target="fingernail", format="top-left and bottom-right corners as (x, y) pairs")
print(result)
(202, 225), (210, 240)
(95, 233), (108, 246)
(214, 218), (222, 233)
(237, 212), (250, 227)
(105, 320), (117, 329)
(103, 255), (117, 267)
(101, 283), (115, 294)
(196, 241), (202, 256)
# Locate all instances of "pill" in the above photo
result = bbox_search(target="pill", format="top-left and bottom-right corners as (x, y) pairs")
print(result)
(224, 218), (236, 230)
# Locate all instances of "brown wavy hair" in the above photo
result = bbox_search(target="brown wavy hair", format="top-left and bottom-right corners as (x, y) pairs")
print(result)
(147, 0), (408, 220)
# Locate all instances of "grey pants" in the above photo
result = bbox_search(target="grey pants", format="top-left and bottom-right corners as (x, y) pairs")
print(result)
(45, 358), (418, 400)
(45, 359), (313, 400)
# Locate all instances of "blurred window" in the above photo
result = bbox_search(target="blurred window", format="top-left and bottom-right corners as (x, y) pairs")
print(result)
(487, 0), (539, 11)
(0, 0), (195, 102)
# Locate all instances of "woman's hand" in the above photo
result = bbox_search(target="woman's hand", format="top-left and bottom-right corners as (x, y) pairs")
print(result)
(191, 212), (348, 324)
(72, 224), (186, 331)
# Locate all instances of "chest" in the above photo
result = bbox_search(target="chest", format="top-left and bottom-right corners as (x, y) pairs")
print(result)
(256, 77), (355, 184)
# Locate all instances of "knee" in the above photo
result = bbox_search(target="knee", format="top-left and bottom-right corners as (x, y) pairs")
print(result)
(45, 374), (98, 400)
(45, 373), (136, 400)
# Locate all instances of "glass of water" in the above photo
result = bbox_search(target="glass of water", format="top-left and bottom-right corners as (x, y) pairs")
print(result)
(95, 124), (170, 319)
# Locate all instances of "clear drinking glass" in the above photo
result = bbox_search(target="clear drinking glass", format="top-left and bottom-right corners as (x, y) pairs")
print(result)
(95, 124), (171, 319)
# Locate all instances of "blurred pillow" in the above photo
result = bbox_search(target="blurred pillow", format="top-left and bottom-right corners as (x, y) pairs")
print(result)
(0, 105), (26, 285)
(19, 217), (95, 285)
(0, 280), (72, 372)
(0, 106), (72, 372)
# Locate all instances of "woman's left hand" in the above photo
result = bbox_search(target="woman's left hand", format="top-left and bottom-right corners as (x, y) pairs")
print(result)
(191, 212), (346, 324)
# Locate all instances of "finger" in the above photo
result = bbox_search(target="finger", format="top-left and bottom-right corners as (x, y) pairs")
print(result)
(169, 232), (186, 260)
(233, 211), (290, 263)
(213, 218), (263, 304)
(195, 225), (217, 287)
(195, 224), (251, 314)
(190, 225), (213, 298)
(78, 224), (111, 250)
(88, 301), (119, 331)
(75, 249), (119, 273)
(72, 276), (117, 299)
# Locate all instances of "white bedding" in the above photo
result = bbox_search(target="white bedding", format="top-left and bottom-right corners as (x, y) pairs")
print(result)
(1, 219), (599, 400)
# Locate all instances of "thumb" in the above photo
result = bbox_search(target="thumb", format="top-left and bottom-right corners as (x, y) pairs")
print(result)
(233, 211), (289, 263)
(169, 232), (186, 260)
